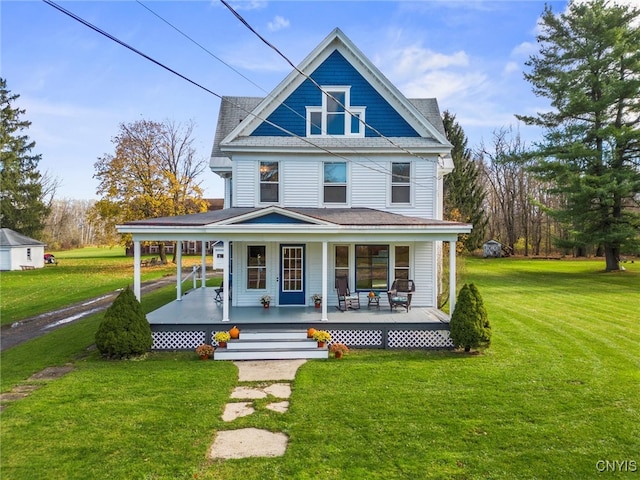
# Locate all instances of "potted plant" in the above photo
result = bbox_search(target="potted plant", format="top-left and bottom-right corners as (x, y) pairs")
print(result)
(311, 293), (322, 308)
(260, 294), (271, 308)
(195, 343), (214, 360)
(214, 331), (231, 348)
(329, 342), (349, 359)
(312, 330), (331, 347)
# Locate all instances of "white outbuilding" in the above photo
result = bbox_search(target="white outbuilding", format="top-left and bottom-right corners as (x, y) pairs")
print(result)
(0, 228), (46, 271)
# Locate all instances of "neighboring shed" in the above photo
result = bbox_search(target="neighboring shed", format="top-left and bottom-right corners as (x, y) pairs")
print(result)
(483, 240), (503, 258)
(0, 228), (46, 271)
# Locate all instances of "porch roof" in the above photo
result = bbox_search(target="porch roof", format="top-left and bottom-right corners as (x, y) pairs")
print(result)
(119, 206), (470, 229)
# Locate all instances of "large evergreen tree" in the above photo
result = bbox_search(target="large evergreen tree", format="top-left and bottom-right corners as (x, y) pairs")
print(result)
(0, 78), (49, 237)
(442, 110), (487, 252)
(518, 0), (640, 271)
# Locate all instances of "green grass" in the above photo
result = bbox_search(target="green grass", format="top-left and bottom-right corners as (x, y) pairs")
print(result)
(0, 246), (210, 325)
(1, 258), (639, 479)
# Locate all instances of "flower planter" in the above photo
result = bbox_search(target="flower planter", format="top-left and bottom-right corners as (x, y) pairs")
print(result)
(263, 303), (270, 309)
(218, 342), (227, 348)
(334, 351), (343, 359)
(200, 354), (210, 360)
(317, 341), (326, 348)
(314, 302), (321, 308)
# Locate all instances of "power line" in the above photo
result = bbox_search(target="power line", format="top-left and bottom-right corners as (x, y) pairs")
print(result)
(43, 0), (440, 188)
(219, 0), (447, 169)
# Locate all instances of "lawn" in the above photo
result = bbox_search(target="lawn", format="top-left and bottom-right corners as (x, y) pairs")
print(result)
(1, 257), (639, 479)
(0, 246), (210, 326)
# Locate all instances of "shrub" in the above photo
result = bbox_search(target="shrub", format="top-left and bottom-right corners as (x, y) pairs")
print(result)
(95, 286), (152, 359)
(449, 283), (490, 352)
(469, 282), (491, 345)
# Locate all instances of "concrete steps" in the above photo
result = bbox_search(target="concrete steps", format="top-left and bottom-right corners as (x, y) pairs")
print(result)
(213, 329), (328, 361)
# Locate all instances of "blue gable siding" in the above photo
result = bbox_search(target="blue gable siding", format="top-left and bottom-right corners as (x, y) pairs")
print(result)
(238, 213), (314, 224)
(252, 51), (419, 137)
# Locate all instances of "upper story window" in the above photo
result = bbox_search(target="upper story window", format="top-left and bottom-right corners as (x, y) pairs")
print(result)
(324, 162), (347, 203)
(259, 161), (279, 203)
(307, 87), (365, 137)
(391, 162), (411, 204)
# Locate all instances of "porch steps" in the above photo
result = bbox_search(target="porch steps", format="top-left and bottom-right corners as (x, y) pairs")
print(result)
(213, 329), (328, 361)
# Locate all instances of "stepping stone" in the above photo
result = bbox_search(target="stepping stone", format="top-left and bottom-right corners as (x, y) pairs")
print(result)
(230, 386), (267, 399)
(27, 366), (74, 381)
(222, 402), (254, 422)
(235, 359), (307, 381)
(263, 383), (291, 398)
(209, 428), (288, 459)
(265, 401), (289, 414)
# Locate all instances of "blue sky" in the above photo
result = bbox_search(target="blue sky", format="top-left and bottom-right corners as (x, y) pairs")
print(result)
(3, 0), (568, 200)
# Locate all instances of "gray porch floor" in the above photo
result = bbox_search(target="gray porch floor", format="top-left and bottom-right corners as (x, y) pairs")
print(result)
(147, 287), (450, 325)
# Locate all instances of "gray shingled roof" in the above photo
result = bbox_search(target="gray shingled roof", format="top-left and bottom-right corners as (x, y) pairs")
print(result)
(0, 228), (46, 247)
(122, 207), (467, 228)
(210, 97), (446, 164)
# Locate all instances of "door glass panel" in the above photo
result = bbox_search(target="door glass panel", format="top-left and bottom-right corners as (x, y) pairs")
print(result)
(282, 246), (303, 292)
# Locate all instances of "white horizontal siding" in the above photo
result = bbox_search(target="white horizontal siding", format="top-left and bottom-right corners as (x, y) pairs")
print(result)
(233, 160), (256, 207)
(282, 160), (320, 207)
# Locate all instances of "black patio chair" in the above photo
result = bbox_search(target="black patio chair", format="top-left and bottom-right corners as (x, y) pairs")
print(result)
(387, 279), (416, 312)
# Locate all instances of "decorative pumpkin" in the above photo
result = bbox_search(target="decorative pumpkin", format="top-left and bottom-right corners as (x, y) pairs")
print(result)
(229, 326), (240, 339)
(369, 291), (375, 298)
(307, 327), (316, 339)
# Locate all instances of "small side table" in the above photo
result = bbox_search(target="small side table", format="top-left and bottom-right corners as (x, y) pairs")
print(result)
(367, 293), (380, 309)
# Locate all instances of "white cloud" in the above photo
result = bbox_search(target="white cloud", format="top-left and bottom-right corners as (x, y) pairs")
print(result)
(502, 61), (520, 76)
(511, 41), (537, 58)
(388, 45), (469, 78)
(267, 15), (290, 32)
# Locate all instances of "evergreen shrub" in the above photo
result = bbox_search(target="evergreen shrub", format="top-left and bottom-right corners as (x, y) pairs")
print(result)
(450, 283), (491, 352)
(95, 286), (152, 358)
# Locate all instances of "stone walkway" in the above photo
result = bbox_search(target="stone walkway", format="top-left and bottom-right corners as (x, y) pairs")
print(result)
(208, 359), (307, 460)
(0, 365), (75, 412)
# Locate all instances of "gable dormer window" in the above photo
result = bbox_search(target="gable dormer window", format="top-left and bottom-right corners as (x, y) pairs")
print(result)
(306, 87), (365, 137)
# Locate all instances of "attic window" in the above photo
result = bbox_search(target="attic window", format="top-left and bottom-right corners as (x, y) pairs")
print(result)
(306, 87), (365, 137)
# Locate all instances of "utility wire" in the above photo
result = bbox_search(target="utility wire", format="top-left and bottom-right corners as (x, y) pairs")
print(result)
(43, 0), (439, 187)
(135, 0), (425, 183)
(219, 0), (447, 169)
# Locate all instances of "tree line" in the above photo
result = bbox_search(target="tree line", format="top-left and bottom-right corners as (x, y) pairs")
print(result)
(2, 0), (638, 272)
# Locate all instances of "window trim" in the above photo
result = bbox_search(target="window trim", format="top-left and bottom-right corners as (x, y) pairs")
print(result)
(323, 161), (348, 205)
(334, 244), (350, 288)
(306, 86), (365, 138)
(355, 244), (389, 291)
(259, 161), (279, 204)
(390, 161), (412, 205)
(247, 245), (267, 290)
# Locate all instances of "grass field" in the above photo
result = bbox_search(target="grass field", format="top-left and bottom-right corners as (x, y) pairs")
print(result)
(1, 257), (638, 479)
(0, 246), (209, 326)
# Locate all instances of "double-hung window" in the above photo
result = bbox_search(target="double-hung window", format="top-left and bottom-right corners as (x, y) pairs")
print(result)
(324, 162), (347, 203)
(259, 161), (279, 203)
(247, 246), (266, 289)
(394, 246), (410, 280)
(334, 245), (349, 286)
(307, 87), (365, 137)
(391, 162), (411, 204)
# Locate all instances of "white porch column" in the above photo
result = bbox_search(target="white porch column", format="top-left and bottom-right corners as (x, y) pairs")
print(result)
(176, 241), (182, 301)
(133, 240), (141, 301)
(201, 240), (207, 289)
(222, 240), (230, 322)
(321, 241), (328, 321)
(449, 240), (457, 314)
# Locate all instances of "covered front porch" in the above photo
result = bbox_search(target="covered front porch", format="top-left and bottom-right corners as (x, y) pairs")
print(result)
(148, 287), (453, 351)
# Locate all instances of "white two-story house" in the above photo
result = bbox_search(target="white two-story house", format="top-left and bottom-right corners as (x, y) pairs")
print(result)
(118, 28), (471, 354)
